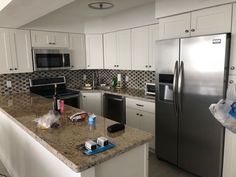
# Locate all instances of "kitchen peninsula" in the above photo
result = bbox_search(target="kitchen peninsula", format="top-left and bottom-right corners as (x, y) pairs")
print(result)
(0, 93), (152, 177)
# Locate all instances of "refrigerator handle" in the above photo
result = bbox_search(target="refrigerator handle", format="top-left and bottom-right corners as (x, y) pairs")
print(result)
(178, 61), (184, 114)
(173, 60), (179, 116)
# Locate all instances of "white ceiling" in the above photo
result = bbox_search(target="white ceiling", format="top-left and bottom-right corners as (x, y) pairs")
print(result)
(0, 0), (75, 28)
(0, 0), (154, 28)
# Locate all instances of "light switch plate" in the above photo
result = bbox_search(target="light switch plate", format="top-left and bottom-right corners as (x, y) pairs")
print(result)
(6, 81), (12, 88)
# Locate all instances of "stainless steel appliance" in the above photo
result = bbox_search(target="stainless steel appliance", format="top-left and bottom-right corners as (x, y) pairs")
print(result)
(29, 76), (80, 108)
(145, 83), (156, 96)
(103, 93), (126, 124)
(156, 34), (231, 177)
(33, 48), (71, 71)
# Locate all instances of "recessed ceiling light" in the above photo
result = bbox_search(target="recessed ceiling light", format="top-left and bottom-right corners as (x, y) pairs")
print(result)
(88, 0), (114, 10)
(0, 0), (12, 11)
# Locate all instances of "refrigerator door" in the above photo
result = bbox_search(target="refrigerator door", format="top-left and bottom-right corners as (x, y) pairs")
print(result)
(178, 34), (230, 177)
(156, 39), (180, 165)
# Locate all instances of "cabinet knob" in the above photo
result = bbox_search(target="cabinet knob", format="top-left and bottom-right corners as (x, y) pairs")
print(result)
(9, 68), (13, 71)
(140, 114), (143, 117)
(53, 42), (56, 45)
(185, 30), (189, 33)
(87, 65), (90, 67)
(117, 65), (119, 67)
(149, 65), (151, 68)
(231, 66), (235, 70)
(229, 80), (234, 84)
(71, 65), (74, 68)
(14, 68), (17, 70)
(145, 65), (148, 68)
(136, 113), (139, 116)
(114, 65), (116, 67)
(191, 29), (195, 32)
(49, 42), (52, 45)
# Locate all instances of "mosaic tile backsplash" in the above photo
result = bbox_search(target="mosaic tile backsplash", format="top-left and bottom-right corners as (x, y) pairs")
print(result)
(0, 69), (155, 95)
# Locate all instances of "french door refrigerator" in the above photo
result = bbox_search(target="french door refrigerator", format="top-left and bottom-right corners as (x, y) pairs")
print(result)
(155, 33), (231, 177)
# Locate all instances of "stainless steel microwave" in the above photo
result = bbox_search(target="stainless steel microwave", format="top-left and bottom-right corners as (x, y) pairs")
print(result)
(32, 48), (71, 71)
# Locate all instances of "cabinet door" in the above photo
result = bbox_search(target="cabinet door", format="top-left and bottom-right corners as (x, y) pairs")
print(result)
(159, 13), (191, 40)
(0, 29), (12, 74)
(148, 24), (159, 71)
(86, 34), (104, 69)
(31, 31), (52, 47)
(10, 29), (33, 73)
(191, 4), (232, 37)
(54, 32), (69, 48)
(132, 26), (149, 70)
(69, 33), (86, 70)
(223, 129), (236, 177)
(104, 32), (117, 69)
(117, 29), (132, 70)
(229, 3), (236, 75)
(126, 107), (140, 129)
(140, 111), (155, 149)
(80, 92), (102, 116)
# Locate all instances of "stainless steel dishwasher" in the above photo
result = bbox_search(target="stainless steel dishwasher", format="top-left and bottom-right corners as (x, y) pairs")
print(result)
(103, 93), (126, 124)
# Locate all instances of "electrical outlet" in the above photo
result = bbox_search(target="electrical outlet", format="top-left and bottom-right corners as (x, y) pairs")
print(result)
(6, 81), (12, 88)
(125, 75), (129, 82)
(83, 74), (87, 81)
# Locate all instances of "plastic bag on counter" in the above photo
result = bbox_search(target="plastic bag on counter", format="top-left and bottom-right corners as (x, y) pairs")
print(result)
(209, 83), (236, 133)
(34, 110), (60, 129)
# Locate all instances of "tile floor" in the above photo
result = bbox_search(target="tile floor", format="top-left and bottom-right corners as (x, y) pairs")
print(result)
(0, 153), (197, 177)
(149, 152), (197, 177)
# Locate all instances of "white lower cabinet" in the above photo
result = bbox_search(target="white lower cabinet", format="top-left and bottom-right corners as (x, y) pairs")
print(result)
(223, 129), (236, 177)
(80, 92), (102, 116)
(126, 98), (155, 150)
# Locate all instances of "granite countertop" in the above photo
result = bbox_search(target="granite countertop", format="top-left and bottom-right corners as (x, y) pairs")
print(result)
(0, 93), (152, 173)
(70, 87), (155, 102)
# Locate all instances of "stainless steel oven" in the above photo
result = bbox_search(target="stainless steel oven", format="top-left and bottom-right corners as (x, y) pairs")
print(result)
(33, 48), (71, 71)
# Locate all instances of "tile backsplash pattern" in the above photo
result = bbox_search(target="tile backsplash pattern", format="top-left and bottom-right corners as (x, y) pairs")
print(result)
(0, 70), (155, 95)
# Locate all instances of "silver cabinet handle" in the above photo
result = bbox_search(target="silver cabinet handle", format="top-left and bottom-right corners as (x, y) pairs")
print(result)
(229, 80), (234, 84)
(173, 60), (179, 116)
(231, 66), (235, 70)
(191, 29), (195, 32)
(136, 104), (144, 107)
(185, 30), (189, 33)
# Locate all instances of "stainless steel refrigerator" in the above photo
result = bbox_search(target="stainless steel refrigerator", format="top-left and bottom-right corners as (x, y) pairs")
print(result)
(155, 34), (231, 177)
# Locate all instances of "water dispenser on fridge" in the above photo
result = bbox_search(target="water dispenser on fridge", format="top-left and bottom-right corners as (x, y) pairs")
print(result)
(158, 74), (174, 102)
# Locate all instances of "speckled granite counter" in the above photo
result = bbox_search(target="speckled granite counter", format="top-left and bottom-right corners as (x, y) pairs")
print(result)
(0, 93), (152, 173)
(70, 87), (155, 102)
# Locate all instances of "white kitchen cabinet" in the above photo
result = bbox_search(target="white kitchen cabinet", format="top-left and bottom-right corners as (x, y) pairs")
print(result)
(85, 34), (104, 69)
(126, 98), (155, 150)
(229, 3), (236, 75)
(159, 13), (191, 40)
(132, 24), (159, 71)
(0, 28), (33, 74)
(69, 33), (86, 70)
(80, 92), (102, 116)
(104, 29), (131, 70)
(31, 30), (69, 48)
(159, 4), (232, 40)
(223, 129), (236, 177)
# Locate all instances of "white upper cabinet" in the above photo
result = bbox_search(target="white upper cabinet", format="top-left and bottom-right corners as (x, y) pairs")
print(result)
(31, 30), (69, 48)
(69, 33), (86, 70)
(0, 28), (32, 74)
(132, 24), (159, 71)
(10, 29), (33, 73)
(104, 29), (131, 70)
(191, 4), (232, 36)
(159, 4), (232, 40)
(104, 32), (117, 69)
(155, 0), (235, 18)
(159, 13), (191, 40)
(85, 34), (104, 69)
(229, 3), (236, 75)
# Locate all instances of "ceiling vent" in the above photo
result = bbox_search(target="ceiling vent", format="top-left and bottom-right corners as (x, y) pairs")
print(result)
(88, 0), (114, 10)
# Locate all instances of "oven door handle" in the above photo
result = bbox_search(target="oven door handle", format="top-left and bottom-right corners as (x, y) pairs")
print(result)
(60, 95), (79, 99)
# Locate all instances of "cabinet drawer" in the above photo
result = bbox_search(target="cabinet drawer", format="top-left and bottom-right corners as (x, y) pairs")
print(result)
(126, 98), (155, 113)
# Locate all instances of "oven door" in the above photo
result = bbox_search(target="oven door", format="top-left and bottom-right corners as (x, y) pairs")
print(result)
(33, 49), (71, 71)
(60, 95), (80, 108)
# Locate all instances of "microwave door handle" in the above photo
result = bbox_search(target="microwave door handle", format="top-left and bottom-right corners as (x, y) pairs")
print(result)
(62, 54), (65, 67)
